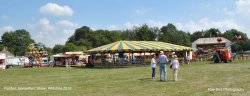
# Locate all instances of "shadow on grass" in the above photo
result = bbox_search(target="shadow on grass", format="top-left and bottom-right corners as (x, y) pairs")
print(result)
(138, 78), (152, 81)
(155, 80), (176, 82)
(138, 78), (176, 83)
(74, 66), (133, 69)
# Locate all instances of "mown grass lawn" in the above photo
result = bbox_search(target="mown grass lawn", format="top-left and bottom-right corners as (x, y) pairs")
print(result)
(0, 61), (249, 96)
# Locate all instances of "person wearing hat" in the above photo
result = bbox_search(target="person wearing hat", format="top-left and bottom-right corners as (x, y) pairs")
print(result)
(158, 51), (169, 81)
(170, 55), (180, 81)
(150, 55), (157, 80)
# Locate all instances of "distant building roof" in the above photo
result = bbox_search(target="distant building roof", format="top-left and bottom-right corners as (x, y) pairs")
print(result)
(192, 37), (231, 48)
(0, 47), (14, 58)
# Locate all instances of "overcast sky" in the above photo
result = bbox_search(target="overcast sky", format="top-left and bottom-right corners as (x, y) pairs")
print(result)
(0, 0), (250, 47)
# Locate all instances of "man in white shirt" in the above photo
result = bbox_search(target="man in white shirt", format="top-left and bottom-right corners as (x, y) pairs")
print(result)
(158, 51), (168, 81)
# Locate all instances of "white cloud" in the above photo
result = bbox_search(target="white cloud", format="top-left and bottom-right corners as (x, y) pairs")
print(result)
(108, 25), (118, 30)
(28, 18), (55, 32)
(40, 3), (74, 16)
(27, 18), (78, 47)
(0, 26), (14, 32)
(124, 22), (140, 29)
(56, 20), (78, 27)
(108, 21), (166, 30)
(63, 29), (75, 34)
(146, 20), (167, 28)
(115, 18), (241, 34)
(0, 25), (14, 37)
(223, 7), (235, 16)
(175, 17), (241, 33)
(1, 15), (9, 19)
(134, 9), (147, 16)
(236, 0), (250, 17)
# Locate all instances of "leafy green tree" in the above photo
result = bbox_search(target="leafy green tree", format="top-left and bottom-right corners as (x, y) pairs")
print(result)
(74, 26), (92, 41)
(120, 30), (136, 40)
(177, 31), (191, 46)
(0, 44), (5, 51)
(159, 23), (178, 43)
(134, 24), (156, 41)
(107, 30), (121, 42)
(223, 29), (249, 52)
(67, 26), (122, 49)
(93, 30), (111, 47)
(63, 43), (78, 52)
(223, 29), (248, 41)
(204, 28), (221, 37)
(190, 31), (204, 42)
(52, 44), (64, 54)
(77, 46), (88, 51)
(159, 23), (191, 46)
(45, 47), (52, 57)
(1, 29), (35, 56)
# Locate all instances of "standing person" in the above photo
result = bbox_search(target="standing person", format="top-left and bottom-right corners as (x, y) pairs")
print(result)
(65, 59), (68, 68)
(151, 55), (157, 80)
(170, 55), (180, 81)
(158, 51), (169, 81)
(68, 58), (72, 67)
(186, 55), (191, 66)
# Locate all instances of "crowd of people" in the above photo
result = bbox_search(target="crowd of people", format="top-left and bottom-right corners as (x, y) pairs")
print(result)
(150, 51), (183, 82)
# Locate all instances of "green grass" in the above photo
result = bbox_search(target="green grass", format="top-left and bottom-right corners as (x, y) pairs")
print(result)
(0, 61), (250, 96)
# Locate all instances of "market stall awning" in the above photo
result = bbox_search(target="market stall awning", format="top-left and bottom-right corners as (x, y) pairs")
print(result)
(87, 41), (195, 53)
(65, 51), (83, 56)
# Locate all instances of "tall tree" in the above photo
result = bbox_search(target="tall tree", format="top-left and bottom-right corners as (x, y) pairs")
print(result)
(223, 29), (248, 41)
(159, 23), (178, 43)
(223, 29), (249, 52)
(190, 31), (205, 42)
(120, 30), (136, 40)
(159, 23), (191, 46)
(67, 26), (93, 49)
(52, 44), (64, 54)
(1, 29), (35, 56)
(134, 24), (156, 41)
(204, 28), (221, 37)
(63, 43), (78, 52)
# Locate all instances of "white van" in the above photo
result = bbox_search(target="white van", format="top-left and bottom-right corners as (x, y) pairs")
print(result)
(6, 57), (29, 66)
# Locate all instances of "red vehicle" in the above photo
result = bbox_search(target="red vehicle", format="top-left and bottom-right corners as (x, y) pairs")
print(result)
(213, 48), (232, 63)
(213, 36), (241, 63)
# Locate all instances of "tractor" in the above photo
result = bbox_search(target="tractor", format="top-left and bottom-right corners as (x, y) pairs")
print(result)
(213, 48), (232, 63)
(213, 36), (241, 63)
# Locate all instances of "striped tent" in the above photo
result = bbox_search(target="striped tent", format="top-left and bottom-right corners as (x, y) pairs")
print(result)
(87, 41), (195, 53)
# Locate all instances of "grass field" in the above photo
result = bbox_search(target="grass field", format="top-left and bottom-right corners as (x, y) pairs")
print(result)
(0, 61), (250, 96)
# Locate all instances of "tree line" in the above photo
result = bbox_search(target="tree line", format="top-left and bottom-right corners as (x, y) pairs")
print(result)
(0, 23), (249, 55)
(53, 23), (250, 54)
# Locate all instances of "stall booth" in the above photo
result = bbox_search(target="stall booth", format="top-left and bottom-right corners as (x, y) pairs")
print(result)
(52, 52), (87, 67)
(52, 54), (69, 67)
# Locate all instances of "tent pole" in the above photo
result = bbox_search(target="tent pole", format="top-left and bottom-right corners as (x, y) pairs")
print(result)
(113, 53), (115, 66)
(144, 52), (146, 67)
(132, 52), (134, 65)
(140, 52), (142, 65)
(185, 51), (187, 58)
(101, 53), (103, 67)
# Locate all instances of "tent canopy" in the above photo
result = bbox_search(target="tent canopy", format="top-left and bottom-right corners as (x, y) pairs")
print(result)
(87, 41), (195, 53)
